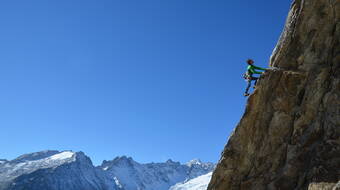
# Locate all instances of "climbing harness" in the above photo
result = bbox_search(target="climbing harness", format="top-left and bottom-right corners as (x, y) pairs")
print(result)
(242, 72), (252, 81)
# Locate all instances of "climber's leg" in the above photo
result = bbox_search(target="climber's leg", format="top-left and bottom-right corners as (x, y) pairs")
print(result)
(253, 77), (259, 88)
(244, 80), (251, 96)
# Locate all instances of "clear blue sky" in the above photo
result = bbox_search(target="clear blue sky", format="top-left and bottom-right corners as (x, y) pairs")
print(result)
(0, 0), (292, 165)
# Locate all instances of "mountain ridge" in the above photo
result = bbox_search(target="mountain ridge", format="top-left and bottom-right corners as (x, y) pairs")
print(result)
(0, 150), (214, 190)
(99, 153), (215, 190)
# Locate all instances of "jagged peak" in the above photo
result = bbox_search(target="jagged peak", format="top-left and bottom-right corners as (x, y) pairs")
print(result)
(112, 155), (135, 162)
(186, 159), (215, 168)
(101, 156), (213, 168)
(100, 155), (137, 169)
(166, 158), (174, 163)
(164, 158), (181, 165)
(186, 159), (203, 166)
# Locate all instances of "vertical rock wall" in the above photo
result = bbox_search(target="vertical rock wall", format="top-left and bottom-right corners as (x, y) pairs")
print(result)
(208, 0), (340, 189)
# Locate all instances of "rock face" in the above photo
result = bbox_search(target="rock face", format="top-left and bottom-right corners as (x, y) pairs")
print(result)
(208, 0), (340, 189)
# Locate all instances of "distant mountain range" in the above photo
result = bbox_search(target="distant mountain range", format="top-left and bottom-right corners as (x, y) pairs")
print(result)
(0, 150), (215, 190)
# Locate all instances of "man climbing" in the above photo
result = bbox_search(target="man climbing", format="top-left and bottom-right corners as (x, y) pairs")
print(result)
(243, 59), (266, 96)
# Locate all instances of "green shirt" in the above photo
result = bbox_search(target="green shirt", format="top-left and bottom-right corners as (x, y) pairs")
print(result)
(247, 65), (266, 75)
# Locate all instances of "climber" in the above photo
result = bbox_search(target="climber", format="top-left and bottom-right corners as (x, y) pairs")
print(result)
(243, 59), (267, 97)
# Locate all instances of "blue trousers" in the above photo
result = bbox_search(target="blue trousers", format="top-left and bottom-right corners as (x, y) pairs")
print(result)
(245, 77), (258, 94)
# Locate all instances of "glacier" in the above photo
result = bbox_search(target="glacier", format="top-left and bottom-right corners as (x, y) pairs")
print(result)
(169, 172), (212, 190)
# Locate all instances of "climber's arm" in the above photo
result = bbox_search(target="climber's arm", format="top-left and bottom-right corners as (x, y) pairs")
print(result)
(253, 65), (266, 71)
(253, 70), (263, 74)
(249, 67), (263, 74)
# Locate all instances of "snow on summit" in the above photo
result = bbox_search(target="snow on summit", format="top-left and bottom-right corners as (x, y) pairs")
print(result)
(0, 151), (118, 190)
(186, 159), (202, 166)
(49, 151), (74, 160)
(0, 150), (76, 183)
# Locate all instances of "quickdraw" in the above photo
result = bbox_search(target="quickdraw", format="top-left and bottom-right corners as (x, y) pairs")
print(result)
(242, 73), (252, 81)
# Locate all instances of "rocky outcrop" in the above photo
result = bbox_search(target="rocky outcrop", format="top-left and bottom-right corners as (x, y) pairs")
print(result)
(208, 0), (340, 189)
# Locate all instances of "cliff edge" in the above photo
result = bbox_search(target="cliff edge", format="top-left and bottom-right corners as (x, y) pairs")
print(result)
(208, 0), (339, 189)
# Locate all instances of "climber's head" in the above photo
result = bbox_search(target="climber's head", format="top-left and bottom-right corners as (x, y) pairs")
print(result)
(247, 59), (254, 65)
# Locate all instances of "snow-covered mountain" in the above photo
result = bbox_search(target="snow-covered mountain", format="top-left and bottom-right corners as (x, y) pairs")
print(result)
(184, 159), (214, 180)
(100, 156), (214, 190)
(0, 150), (118, 190)
(0, 160), (6, 165)
(169, 172), (212, 190)
(0, 150), (214, 190)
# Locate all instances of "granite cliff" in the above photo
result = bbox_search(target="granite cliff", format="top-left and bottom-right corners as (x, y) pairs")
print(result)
(208, 0), (339, 189)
